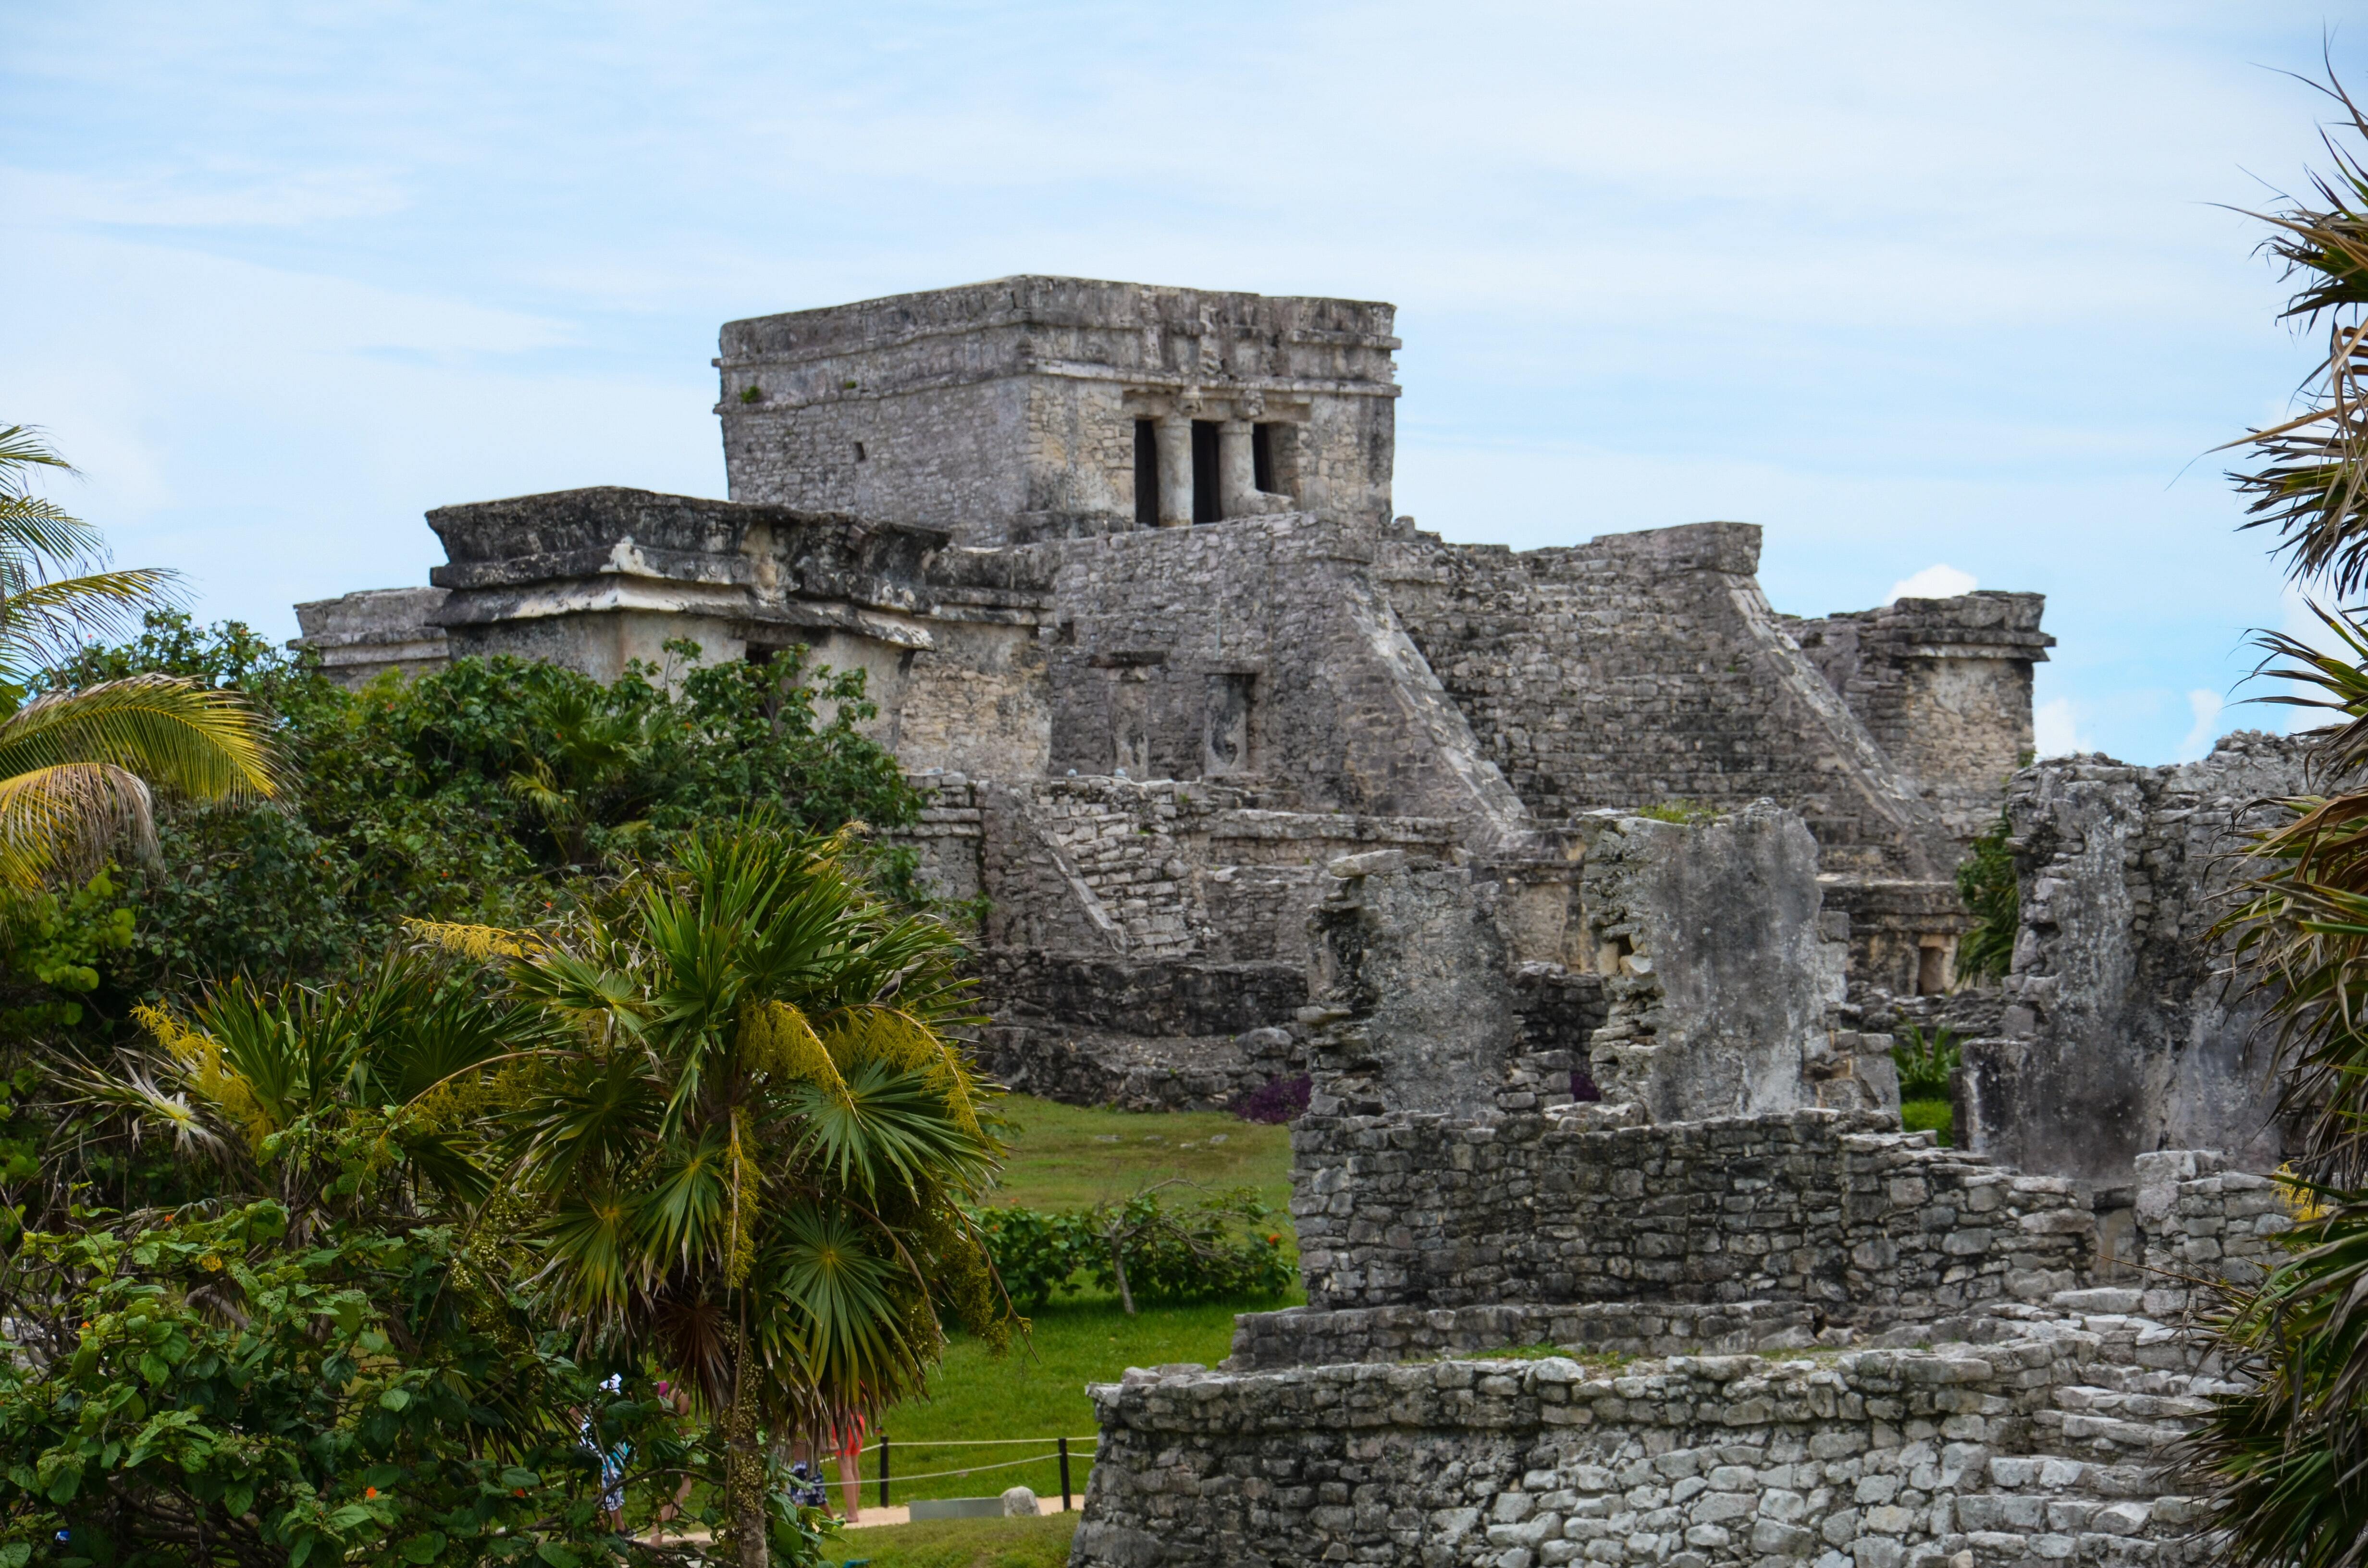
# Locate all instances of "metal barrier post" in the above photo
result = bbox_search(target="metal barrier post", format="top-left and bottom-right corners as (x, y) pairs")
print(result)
(1058, 1437), (1072, 1511)
(879, 1436), (889, 1509)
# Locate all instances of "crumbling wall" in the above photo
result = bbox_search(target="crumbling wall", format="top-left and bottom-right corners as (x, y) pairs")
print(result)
(1380, 522), (1953, 879)
(1961, 733), (2308, 1183)
(1289, 1110), (2092, 1321)
(1075, 1325), (2221, 1568)
(291, 587), (450, 686)
(1577, 805), (1890, 1121)
(1787, 592), (2053, 845)
(1303, 856), (1526, 1118)
(1040, 514), (1529, 837)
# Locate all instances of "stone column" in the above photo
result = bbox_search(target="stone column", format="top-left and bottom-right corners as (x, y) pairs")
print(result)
(1155, 415), (1193, 527)
(1218, 419), (1258, 519)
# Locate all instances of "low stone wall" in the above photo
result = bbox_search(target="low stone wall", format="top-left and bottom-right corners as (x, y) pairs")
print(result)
(979, 1023), (1301, 1113)
(2133, 1150), (2295, 1321)
(1075, 1309), (2223, 1568)
(1293, 1110), (2092, 1324)
(1227, 1300), (1829, 1372)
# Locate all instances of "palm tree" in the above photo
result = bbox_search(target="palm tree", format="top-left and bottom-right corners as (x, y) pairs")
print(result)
(444, 821), (1006, 1567)
(2187, 74), (2368, 1565)
(0, 426), (281, 886)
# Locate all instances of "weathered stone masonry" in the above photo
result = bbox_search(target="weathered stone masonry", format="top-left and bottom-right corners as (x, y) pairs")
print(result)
(1069, 1113), (2284, 1568)
(293, 276), (2060, 1115)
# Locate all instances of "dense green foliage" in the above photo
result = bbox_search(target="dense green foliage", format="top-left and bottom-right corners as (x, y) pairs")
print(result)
(1952, 810), (2018, 982)
(0, 1201), (700, 1564)
(37, 613), (923, 999)
(970, 1188), (1293, 1314)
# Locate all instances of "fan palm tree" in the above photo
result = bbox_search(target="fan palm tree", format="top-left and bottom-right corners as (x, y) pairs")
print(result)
(0, 426), (281, 886)
(440, 821), (1005, 1567)
(2187, 72), (2368, 1565)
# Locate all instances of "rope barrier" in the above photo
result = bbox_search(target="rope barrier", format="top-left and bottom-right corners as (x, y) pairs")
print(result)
(828, 1450), (1086, 1484)
(824, 1440), (1098, 1459)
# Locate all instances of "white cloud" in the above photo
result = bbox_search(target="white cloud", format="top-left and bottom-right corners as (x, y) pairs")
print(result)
(2034, 698), (2086, 759)
(1886, 564), (1978, 603)
(2177, 688), (2225, 761)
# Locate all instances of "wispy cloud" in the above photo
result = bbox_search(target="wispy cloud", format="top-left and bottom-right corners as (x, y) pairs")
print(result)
(2177, 688), (2226, 760)
(1887, 564), (1978, 603)
(0, 0), (2338, 763)
(2035, 698), (2087, 760)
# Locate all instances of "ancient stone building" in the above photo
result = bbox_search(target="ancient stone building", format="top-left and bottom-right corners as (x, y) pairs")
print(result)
(294, 276), (2060, 1117)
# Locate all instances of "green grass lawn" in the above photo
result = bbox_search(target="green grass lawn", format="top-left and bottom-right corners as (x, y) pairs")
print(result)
(981, 1094), (1295, 1215)
(1901, 1098), (1953, 1144)
(824, 1511), (1078, 1568)
(814, 1095), (1301, 1511)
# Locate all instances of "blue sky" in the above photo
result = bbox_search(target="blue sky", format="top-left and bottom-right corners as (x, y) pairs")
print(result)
(0, 2), (2354, 762)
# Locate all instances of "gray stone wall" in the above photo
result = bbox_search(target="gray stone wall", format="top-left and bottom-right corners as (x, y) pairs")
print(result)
(1961, 733), (2309, 1183)
(1380, 522), (1953, 880)
(1787, 594), (2053, 846)
(1226, 1300), (1829, 1372)
(1576, 806), (1890, 1122)
(1037, 514), (1531, 835)
(716, 277), (1401, 545)
(1075, 1316), (2223, 1568)
(1289, 1111), (2092, 1323)
(290, 587), (450, 686)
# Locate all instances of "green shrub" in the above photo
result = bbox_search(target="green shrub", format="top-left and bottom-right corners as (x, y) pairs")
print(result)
(1891, 1025), (1961, 1102)
(0, 1200), (835, 1564)
(1954, 808), (2019, 981)
(38, 612), (925, 999)
(974, 1188), (1293, 1314)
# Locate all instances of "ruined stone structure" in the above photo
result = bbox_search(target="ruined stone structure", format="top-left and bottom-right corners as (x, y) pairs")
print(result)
(1068, 1106), (2279, 1567)
(285, 277), (2305, 1564)
(1059, 769), (2293, 1567)
(1958, 733), (2308, 1185)
(294, 276), (2058, 1122)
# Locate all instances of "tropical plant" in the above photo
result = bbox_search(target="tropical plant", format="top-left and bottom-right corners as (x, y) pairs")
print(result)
(968, 1186), (1295, 1314)
(0, 430), (280, 890)
(0, 1197), (764, 1566)
(37, 613), (925, 1004)
(1889, 1025), (1961, 1103)
(2185, 71), (2368, 1566)
(455, 821), (1006, 1567)
(1953, 808), (2019, 982)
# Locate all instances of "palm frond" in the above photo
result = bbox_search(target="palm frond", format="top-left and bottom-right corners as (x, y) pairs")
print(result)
(0, 675), (281, 804)
(0, 568), (184, 682)
(0, 762), (155, 888)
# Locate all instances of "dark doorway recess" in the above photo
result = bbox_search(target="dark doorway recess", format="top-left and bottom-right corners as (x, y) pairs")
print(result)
(1134, 419), (1159, 527)
(1191, 420), (1221, 524)
(1252, 424), (1274, 493)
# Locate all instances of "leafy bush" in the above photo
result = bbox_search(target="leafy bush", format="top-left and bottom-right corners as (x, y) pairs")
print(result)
(974, 1188), (1293, 1314)
(30, 612), (925, 1003)
(0, 1200), (810, 1565)
(1954, 808), (2019, 981)
(1890, 1025), (1961, 1102)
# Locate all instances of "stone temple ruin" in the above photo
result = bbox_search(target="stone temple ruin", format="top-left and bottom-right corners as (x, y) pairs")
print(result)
(296, 278), (2313, 1564)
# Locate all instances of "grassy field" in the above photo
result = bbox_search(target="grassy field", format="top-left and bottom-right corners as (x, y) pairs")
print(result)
(1901, 1098), (1953, 1143)
(823, 1511), (1079, 1568)
(814, 1094), (1299, 1511)
(980, 1094), (1295, 1214)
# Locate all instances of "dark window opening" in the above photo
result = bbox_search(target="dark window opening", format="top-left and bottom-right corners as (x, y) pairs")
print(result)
(1916, 943), (1950, 996)
(853, 441), (867, 462)
(1251, 423), (1274, 492)
(1133, 419), (1159, 528)
(1191, 420), (1221, 524)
